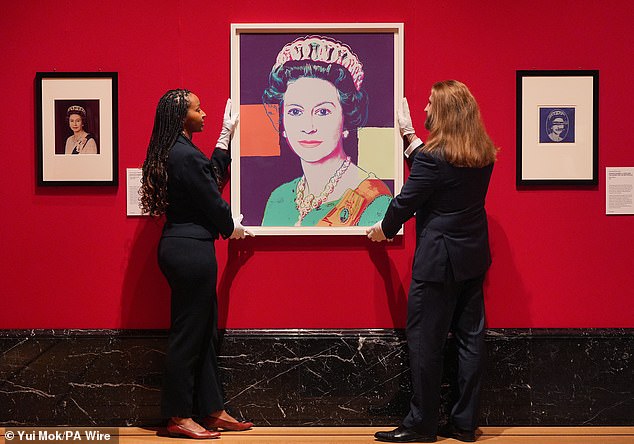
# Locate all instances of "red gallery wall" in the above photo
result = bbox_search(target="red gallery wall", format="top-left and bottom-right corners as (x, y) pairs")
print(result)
(1, 1), (633, 329)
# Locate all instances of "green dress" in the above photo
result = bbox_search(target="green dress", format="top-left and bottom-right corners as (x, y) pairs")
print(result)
(262, 176), (392, 227)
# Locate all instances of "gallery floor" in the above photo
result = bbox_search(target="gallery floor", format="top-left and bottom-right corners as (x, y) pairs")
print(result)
(3, 427), (634, 443)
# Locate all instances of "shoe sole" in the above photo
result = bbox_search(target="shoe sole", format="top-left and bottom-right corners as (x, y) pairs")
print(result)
(168, 432), (220, 439)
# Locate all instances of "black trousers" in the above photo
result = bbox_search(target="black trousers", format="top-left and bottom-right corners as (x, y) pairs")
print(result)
(158, 236), (224, 418)
(402, 267), (486, 434)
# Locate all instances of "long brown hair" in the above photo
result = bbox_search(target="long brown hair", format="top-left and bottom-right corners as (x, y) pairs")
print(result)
(140, 89), (190, 216)
(424, 80), (497, 167)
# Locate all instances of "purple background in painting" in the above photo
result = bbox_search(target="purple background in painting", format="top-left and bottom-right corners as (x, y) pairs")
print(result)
(239, 33), (395, 226)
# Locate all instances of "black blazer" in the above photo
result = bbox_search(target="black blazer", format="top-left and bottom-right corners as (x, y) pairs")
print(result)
(162, 135), (234, 240)
(382, 149), (494, 282)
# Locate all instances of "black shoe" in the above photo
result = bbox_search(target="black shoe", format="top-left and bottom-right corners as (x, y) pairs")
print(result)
(437, 423), (476, 442)
(374, 425), (436, 442)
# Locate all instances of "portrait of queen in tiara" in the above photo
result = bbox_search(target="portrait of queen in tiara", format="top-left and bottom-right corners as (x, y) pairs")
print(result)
(258, 35), (393, 227)
(64, 105), (98, 155)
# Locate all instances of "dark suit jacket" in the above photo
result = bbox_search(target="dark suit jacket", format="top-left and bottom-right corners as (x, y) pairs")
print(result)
(162, 135), (234, 240)
(382, 149), (493, 282)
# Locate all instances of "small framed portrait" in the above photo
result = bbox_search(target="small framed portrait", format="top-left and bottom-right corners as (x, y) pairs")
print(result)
(35, 72), (118, 185)
(516, 70), (598, 186)
(230, 23), (404, 235)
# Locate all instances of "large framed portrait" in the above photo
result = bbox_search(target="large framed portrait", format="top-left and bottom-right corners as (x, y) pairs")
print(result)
(516, 70), (599, 186)
(35, 72), (118, 186)
(231, 23), (404, 235)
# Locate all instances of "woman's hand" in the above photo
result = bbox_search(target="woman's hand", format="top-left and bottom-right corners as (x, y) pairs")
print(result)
(366, 220), (388, 242)
(229, 214), (255, 239)
(399, 97), (424, 158)
(398, 97), (415, 137)
(216, 99), (240, 150)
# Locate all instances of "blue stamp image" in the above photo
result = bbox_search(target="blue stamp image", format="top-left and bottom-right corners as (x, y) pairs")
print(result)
(539, 107), (575, 143)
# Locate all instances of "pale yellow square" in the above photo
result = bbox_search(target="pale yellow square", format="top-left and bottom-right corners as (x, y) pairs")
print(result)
(357, 127), (395, 180)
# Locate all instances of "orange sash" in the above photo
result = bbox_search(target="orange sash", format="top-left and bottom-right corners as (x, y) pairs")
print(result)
(316, 179), (391, 227)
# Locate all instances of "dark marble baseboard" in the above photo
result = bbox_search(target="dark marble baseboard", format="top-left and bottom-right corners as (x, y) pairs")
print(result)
(0, 329), (632, 427)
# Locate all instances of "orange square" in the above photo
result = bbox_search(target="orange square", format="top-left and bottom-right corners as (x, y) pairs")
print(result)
(240, 104), (280, 157)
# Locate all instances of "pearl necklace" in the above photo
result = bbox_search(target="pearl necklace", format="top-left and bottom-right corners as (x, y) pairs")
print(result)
(294, 157), (351, 226)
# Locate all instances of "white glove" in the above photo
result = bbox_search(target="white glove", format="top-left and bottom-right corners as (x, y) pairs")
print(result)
(366, 220), (388, 242)
(397, 97), (415, 137)
(229, 214), (255, 239)
(216, 98), (240, 150)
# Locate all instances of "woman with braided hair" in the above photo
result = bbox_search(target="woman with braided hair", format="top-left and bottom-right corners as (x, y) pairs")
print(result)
(141, 89), (254, 439)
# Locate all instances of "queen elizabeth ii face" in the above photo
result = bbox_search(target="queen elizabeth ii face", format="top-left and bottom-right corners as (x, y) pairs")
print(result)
(69, 114), (84, 133)
(551, 118), (565, 136)
(282, 77), (345, 163)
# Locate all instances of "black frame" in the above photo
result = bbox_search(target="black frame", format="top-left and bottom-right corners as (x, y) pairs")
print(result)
(516, 70), (598, 186)
(35, 72), (118, 186)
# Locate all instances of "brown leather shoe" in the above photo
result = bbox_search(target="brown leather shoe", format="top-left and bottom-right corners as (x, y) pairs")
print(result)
(203, 416), (253, 431)
(167, 419), (220, 439)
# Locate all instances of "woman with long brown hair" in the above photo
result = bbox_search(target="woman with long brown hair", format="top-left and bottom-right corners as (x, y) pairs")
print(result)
(369, 80), (497, 443)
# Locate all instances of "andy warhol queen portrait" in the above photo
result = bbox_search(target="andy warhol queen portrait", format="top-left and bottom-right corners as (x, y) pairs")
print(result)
(231, 24), (404, 235)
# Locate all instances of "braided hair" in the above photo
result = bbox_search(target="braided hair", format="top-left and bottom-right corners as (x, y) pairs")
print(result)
(140, 89), (190, 216)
